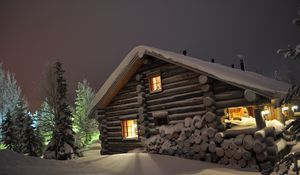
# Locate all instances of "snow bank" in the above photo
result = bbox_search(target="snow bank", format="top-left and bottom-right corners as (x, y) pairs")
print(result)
(0, 149), (260, 175)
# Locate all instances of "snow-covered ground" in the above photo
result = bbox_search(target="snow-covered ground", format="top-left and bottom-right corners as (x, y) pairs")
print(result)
(0, 147), (260, 175)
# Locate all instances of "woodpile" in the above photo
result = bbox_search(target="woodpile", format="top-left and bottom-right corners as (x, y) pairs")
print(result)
(143, 113), (289, 171)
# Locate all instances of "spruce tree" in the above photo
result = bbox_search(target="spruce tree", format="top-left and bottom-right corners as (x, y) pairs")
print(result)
(36, 99), (55, 145)
(72, 79), (97, 148)
(20, 114), (43, 156)
(13, 99), (28, 153)
(44, 61), (80, 160)
(1, 110), (16, 150)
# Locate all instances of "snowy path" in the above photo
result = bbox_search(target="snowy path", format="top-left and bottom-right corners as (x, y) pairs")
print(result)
(0, 149), (260, 175)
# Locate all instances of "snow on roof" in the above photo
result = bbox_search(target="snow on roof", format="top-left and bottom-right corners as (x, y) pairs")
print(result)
(88, 45), (291, 116)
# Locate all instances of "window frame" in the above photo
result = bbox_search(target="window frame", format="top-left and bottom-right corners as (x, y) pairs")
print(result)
(121, 119), (139, 141)
(148, 73), (162, 93)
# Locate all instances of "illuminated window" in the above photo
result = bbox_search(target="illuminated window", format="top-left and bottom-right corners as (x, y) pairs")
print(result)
(149, 75), (162, 93)
(121, 119), (138, 139)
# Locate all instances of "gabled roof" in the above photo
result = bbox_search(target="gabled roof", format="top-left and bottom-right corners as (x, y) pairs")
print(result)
(88, 45), (291, 116)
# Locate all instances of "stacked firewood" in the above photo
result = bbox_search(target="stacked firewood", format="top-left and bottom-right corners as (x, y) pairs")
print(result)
(143, 115), (288, 170)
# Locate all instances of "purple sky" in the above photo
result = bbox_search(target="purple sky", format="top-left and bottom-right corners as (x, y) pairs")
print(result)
(0, 0), (299, 111)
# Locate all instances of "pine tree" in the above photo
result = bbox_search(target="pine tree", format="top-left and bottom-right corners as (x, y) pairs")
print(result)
(44, 61), (81, 160)
(72, 79), (97, 148)
(36, 99), (55, 145)
(1, 110), (16, 150)
(13, 99), (28, 153)
(0, 64), (21, 140)
(20, 114), (43, 156)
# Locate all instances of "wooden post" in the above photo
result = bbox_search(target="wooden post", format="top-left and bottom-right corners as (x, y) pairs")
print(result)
(254, 108), (266, 129)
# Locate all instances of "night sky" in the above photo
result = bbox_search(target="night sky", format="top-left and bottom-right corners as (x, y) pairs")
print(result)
(0, 0), (299, 111)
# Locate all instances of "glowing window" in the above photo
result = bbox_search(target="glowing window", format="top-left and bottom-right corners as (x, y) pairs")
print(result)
(227, 106), (254, 120)
(149, 75), (162, 93)
(121, 119), (138, 139)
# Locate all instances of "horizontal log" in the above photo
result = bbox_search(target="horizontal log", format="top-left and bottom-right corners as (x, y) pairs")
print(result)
(146, 84), (203, 100)
(168, 111), (206, 121)
(215, 98), (251, 109)
(145, 77), (199, 92)
(214, 90), (244, 101)
(111, 91), (137, 102)
(147, 90), (203, 106)
(118, 86), (137, 95)
(213, 84), (240, 94)
(106, 121), (121, 127)
(148, 97), (203, 111)
(106, 102), (140, 111)
(106, 113), (137, 121)
(162, 72), (199, 84)
(109, 97), (138, 106)
(105, 108), (138, 117)
(107, 131), (122, 137)
(222, 128), (258, 138)
(107, 126), (121, 132)
(168, 105), (206, 115)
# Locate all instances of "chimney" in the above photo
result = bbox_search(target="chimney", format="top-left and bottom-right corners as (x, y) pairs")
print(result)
(237, 54), (246, 71)
(182, 50), (187, 56)
(231, 64), (235, 68)
(211, 59), (215, 63)
(240, 59), (245, 71)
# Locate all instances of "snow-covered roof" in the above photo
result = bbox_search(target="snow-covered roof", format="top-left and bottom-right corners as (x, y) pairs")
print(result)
(88, 45), (291, 117)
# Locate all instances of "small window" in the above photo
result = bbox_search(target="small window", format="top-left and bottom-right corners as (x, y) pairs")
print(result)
(149, 75), (162, 93)
(121, 119), (138, 139)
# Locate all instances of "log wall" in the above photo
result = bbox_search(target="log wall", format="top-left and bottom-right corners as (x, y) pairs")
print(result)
(96, 56), (288, 171)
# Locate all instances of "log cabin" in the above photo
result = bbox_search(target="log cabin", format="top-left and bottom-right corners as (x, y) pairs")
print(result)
(88, 46), (298, 170)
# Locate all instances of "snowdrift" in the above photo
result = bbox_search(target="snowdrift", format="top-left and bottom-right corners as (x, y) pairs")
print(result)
(0, 149), (260, 175)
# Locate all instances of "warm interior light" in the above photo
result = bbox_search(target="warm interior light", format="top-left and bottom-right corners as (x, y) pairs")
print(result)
(149, 75), (162, 92)
(122, 119), (138, 139)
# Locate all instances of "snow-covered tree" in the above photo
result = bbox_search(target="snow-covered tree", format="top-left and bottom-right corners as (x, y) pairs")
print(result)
(72, 79), (97, 148)
(44, 61), (81, 160)
(1, 110), (16, 150)
(20, 112), (43, 157)
(0, 64), (22, 141)
(36, 99), (55, 145)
